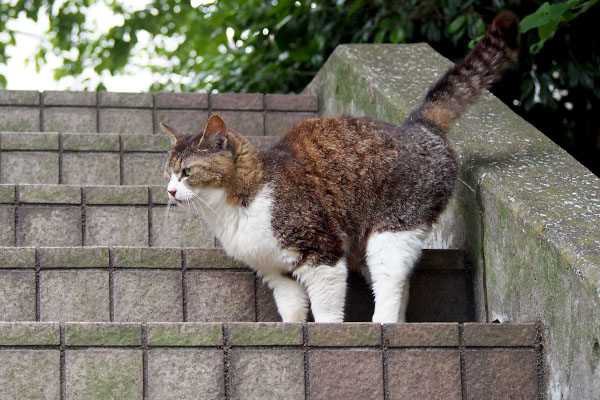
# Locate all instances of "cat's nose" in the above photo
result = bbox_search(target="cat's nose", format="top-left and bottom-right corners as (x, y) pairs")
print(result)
(168, 190), (176, 198)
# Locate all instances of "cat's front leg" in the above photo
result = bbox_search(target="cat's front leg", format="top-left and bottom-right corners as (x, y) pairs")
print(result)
(262, 273), (309, 322)
(293, 259), (347, 323)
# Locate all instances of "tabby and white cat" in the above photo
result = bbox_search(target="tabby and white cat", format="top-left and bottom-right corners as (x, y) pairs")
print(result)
(162, 12), (520, 323)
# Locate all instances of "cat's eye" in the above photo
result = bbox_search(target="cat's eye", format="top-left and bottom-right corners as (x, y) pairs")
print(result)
(182, 167), (193, 177)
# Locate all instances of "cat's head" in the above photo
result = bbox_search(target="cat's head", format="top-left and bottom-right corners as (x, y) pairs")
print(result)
(162, 114), (235, 205)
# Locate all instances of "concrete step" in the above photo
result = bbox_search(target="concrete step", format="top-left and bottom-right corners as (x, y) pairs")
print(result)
(0, 247), (470, 323)
(0, 91), (317, 135)
(0, 321), (542, 399)
(0, 184), (214, 247)
(0, 132), (277, 185)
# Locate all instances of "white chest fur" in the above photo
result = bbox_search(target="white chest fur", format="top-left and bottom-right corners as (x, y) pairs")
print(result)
(196, 185), (300, 274)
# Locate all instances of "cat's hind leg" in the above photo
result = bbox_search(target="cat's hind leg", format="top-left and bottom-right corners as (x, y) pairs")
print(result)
(293, 258), (348, 323)
(365, 228), (429, 323)
(262, 273), (309, 322)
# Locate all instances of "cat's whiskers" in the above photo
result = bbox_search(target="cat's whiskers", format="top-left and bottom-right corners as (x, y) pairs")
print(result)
(164, 197), (174, 227)
(190, 197), (204, 220)
(192, 193), (216, 215)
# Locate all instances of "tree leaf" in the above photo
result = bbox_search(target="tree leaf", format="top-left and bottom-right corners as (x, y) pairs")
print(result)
(448, 15), (466, 34)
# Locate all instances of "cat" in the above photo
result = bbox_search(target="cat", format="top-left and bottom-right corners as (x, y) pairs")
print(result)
(161, 11), (520, 323)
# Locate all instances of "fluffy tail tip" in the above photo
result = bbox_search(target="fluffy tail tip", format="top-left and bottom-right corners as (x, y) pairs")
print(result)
(491, 11), (520, 51)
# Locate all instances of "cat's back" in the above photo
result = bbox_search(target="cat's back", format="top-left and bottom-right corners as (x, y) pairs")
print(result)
(261, 115), (457, 232)
(266, 115), (455, 180)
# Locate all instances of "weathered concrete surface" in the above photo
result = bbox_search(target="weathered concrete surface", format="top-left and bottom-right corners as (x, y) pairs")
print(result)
(305, 43), (600, 399)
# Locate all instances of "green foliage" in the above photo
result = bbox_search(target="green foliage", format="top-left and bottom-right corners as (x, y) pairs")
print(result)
(520, 0), (598, 53)
(0, 0), (598, 174)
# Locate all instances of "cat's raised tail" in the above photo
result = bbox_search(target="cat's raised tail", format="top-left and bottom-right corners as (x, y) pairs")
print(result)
(407, 11), (520, 133)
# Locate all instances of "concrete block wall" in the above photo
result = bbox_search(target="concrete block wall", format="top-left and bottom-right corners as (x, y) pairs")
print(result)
(0, 321), (543, 399)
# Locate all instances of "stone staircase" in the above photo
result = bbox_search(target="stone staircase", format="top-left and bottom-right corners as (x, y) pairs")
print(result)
(0, 90), (543, 399)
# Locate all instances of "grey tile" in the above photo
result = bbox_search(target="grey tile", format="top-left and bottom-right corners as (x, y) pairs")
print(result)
(38, 247), (109, 268)
(148, 349), (224, 400)
(18, 206), (82, 246)
(151, 206), (214, 248)
(62, 133), (120, 151)
(186, 271), (255, 322)
(1, 132), (59, 150)
(0, 206), (15, 246)
(230, 349), (304, 400)
(43, 91), (96, 106)
(155, 92), (208, 109)
(387, 349), (462, 400)
(66, 349), (143, 399)
(211, 93), (263, 110)
(265, 94), (318, 111)
(121, 134), (172, 152)
(464, 349), (538, 400)
(0, 350), (60, 399)
(0, 107), (40, 132)
(122, 153), (167, 185)
(154, 110), (208, 135)
(0, 248), (35, 268)
(40, 270), (109, 321)
(85, 206), (148, 247)
(99, 108), (152, 134)
(308, 349), (384, 400)
(217, 111), (264, 136)
(113, 270), (183, 322)
(62, 152), (121, 185)
(85, 186), (148, 205)
(0, 271), (36, 321)
(0, 90), (40, 105)
(0, 321), (60, 345)
(147, 322), (223, 346)
(1, 152), (59, 184)
(44, 107), (97, 132)
(19, 184), (81, 204)
(265, 112), (314, 136)
(99, 92), (153, 108)
(65, 322), (141, 346)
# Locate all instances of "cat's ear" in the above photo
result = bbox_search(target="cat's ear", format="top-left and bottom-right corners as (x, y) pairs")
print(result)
(201, 114), (228, 148)
(159, 122), (181, 143)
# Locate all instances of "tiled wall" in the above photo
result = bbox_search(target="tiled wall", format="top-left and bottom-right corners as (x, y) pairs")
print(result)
(0, 91), (318, 135)
(0, 321), (543, 399)
(0, 132), (276, 185)
(0, 246), (469, 323)
(0, 185), (215, 247)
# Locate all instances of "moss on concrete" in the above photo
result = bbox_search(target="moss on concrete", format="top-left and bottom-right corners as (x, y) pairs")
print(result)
(113, 247), (180, 268)
(0, 185), (15, 203)
(228, 322), (303, 346)
(19, 184), (81, 204)
(39, 247), (109, 268)
(1, 132), (59, 151)
(0, 248), (36, 268)
(66, 323), (141, 346)
(0, 322), (59, 345)
(147, 322), (223, 346)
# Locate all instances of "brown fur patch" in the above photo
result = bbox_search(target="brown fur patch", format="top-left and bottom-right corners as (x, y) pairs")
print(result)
(421, 102), (459, 131)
